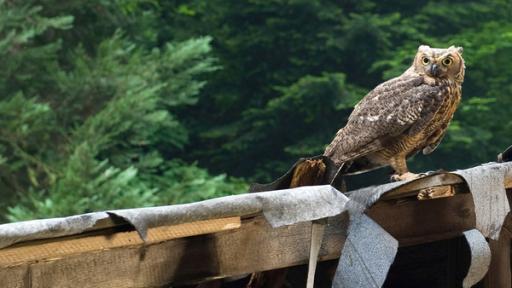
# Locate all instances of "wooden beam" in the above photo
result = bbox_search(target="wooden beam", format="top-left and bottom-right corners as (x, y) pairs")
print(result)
(483, 190), (512, 288)
(0, 192), (478, 287)
(0, 217), (241, 268)
(368, 193), (476, 246)
(0, 215), (345, 288)
(484, 220), (512, 288)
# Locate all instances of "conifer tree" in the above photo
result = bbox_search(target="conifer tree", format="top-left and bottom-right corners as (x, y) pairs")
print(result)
(0, 1), (246, 222)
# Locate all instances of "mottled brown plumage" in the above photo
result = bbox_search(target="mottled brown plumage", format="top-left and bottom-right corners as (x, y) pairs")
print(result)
(324, 45), (465, 181)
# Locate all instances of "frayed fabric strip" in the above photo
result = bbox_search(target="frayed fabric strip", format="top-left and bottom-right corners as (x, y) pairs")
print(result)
(0, 212), (109, 249)
(332, 213), (398, 288)
(463, 229), (491, 288)
(109, 185), (350, 240)
(454, 163), (512, 240)
(329, 181), (402, 288)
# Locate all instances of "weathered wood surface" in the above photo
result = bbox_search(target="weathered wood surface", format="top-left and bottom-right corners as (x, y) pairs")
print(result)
(0, 215), (344, 288)
(484, 219), (512, 288)
(483, 190), (512, 288)
(0, 217), (241, 268)
(0, 193), (479, 287)
(369, 193), (476, 246)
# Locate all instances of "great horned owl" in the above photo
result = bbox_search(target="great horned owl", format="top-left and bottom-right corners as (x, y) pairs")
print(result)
(324, 45), (465, 181)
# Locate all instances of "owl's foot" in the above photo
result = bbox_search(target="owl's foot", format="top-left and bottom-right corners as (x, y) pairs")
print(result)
(417, 185), (455, 200)
(390, 172), (421, 182)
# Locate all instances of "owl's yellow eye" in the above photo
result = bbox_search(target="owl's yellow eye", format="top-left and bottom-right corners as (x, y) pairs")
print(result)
(421, 57), (430, 65)
(442, 58), (452, 66)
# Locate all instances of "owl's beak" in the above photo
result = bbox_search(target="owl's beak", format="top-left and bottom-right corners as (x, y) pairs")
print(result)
(430, 64), (440, 77)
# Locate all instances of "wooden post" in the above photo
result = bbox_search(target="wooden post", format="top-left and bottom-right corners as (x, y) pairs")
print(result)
(483, 215), (512, 288)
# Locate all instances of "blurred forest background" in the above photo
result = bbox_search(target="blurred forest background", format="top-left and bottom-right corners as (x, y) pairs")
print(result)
(1, 0), (511, 222)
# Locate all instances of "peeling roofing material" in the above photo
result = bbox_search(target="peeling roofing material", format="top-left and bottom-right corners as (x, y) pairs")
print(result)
(0, 162), (510, 288)
(111, 185), (349, 239)
(0, 185), (349, 249)
(463, 229), (491, 288)
(333, 214), (398, 288)
(455, 162), (511, 240)
(0, 212), (110, 250)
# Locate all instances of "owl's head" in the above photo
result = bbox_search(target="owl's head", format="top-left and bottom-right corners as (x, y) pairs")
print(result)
(413, 45), (465, 82)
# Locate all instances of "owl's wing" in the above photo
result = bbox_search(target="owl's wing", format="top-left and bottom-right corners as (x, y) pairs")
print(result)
(324, 74), (444, 164)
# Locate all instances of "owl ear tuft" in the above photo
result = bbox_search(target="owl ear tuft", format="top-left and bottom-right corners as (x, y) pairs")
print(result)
(449, 46), (463, 54)
(418, 45), (430, 52)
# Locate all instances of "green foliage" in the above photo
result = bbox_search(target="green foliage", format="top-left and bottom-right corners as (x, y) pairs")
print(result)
(0, 1), (246, 222)
(2, 0), (512, 221)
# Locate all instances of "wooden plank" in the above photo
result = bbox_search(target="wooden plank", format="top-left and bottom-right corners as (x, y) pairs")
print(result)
(0, 265), (28, 288)
(483, 214), (512, 288)
(10, 216), (345, 288)
(0, 217), (241, 268)
(0, 193), (478, 287)
(368, 193), (476, 246)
